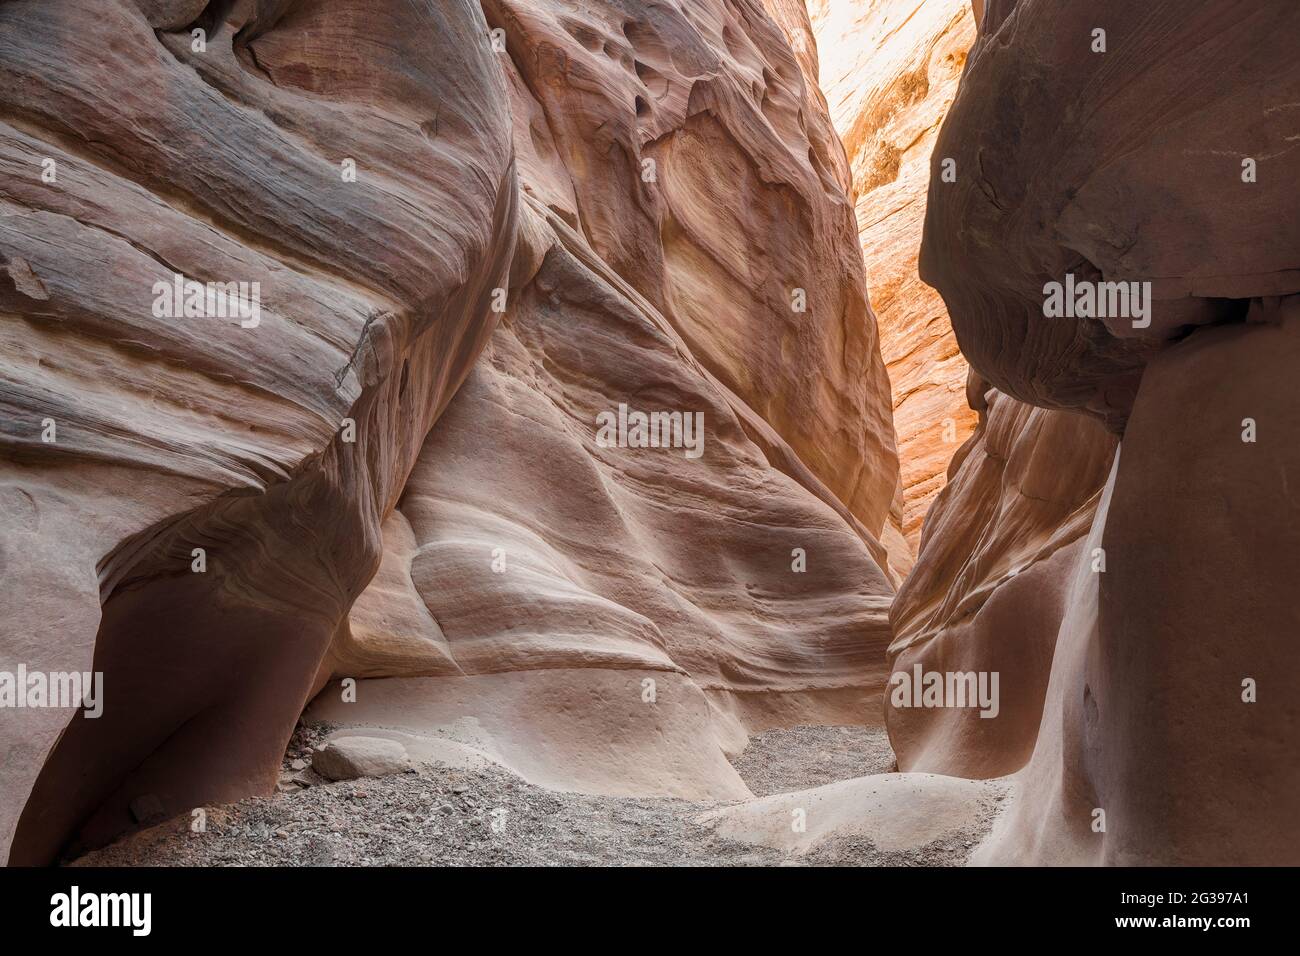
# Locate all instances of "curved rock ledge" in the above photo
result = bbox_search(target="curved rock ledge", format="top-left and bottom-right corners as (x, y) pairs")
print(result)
(3, 0), (518, 864)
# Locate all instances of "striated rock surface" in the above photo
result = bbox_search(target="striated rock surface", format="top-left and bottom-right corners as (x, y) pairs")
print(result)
(912, 0), (1300, 864)
(309, 0), (901, 801)
(311, 196), (895, 799)
(888, 373), (1114, 778)
(982, 302), (1300, 866)
(481, 0), (898, 535)
(810, 0), (978, 548)
(805, 0), (1127, 787)
(2, 0), (900, 861)
(3, 0), (517, 865)
(922, 0), (1300, 428)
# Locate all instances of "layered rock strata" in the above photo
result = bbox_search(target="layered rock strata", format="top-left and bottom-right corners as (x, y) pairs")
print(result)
(2, 0), (901, 862)
(308, 0), (902, 800)
(3, 0), (518, 864)
(810, 0), (978, 551)
(907, 0), (1300, 864)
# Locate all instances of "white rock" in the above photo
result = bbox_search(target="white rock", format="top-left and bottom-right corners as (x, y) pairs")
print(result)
(312, 737), (411, 782)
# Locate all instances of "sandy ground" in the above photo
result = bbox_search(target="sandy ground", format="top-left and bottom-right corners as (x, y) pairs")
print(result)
(73, 724), (1000, 867)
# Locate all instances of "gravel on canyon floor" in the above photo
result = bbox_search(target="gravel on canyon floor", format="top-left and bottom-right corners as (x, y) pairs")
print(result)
(73, 725), (993, 867)
(730, 724), (897, 796)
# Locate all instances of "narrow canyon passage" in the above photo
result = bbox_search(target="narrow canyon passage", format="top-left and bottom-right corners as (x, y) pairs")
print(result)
(4, 0), (904, 865)
(2, 0), (1298, 871)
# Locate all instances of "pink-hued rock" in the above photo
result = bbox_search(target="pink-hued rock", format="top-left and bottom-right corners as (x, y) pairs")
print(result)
(921, 0), (1300, 429)
(314, 197), (895, 796)
(3, 0), (900, 861)
(313, 0), (901, 798)
(2, 0), (517, 864)
(983, 302), (1300, 865)
(888, 373), (1115, 778)
(810, 0), (978, 549)
(482, 0), (898, 536)
(910, 0), (1300, 864)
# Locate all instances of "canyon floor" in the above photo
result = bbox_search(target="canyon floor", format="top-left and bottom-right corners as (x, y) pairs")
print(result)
(71, 725), (1002, 867)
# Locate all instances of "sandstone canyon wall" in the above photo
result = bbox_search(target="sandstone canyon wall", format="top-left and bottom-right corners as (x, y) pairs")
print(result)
(888, 377), (1114, 779)
(1, 0), (900, 863)
(905, 0), (1300, 864)
(804, 0), (1123, 793)
(310, 0), (903, 802)
(809, 0), (978, 556)
(1, 0), (523, 866)
(5, 0), (1298, 871)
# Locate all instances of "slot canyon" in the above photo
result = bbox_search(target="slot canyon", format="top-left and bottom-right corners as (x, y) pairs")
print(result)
(1, 0), (1297, 870)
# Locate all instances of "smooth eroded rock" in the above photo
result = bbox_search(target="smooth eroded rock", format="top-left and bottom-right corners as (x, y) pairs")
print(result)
(3, 0), (516, 865)
(312, 737), (412, 783)
(311, 0), (903, 797)
(921, 0), (1300, 429)
(811, 0), (979, 548)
